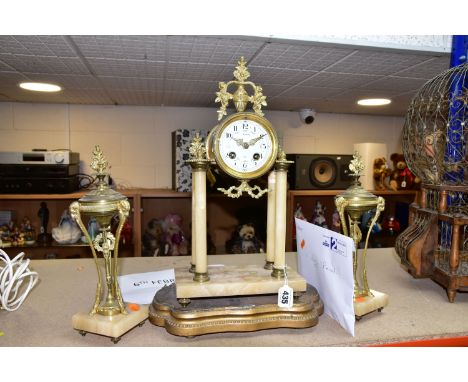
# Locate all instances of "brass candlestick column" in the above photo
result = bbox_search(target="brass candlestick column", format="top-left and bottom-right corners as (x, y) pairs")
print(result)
(335, 152), (388, 318)
(271, 150), (293, 279)
(70, 146), (147, 343)
(187, 134), (210, 283)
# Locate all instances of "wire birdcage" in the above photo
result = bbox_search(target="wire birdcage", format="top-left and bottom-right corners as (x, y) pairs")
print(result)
(397, 62), (468, 301)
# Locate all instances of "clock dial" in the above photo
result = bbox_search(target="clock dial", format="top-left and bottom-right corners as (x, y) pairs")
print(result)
(214, 113), (278, 179)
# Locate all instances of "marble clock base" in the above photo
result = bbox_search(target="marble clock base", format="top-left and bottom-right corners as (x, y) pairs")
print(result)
(175, 264), (307, 299)
(72, 306), (148, 343)
(354, 289), (389, 320)
(149, 284), (323, 337)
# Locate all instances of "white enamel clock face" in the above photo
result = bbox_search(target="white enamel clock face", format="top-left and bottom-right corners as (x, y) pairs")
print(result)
(214, 113), (278, 179)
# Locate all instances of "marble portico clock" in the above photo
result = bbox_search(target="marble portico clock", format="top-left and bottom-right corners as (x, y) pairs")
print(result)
(148, 57), (323, 337)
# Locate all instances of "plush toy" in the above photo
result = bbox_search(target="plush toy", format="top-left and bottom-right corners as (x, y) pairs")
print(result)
(373, 157), (391, 190)
(142, 218), (168, 257)
(164, 213), (188, 256)
(389, 153), (420, 190)
(226, 223), (265, 254)
(311, 201), (328, 228)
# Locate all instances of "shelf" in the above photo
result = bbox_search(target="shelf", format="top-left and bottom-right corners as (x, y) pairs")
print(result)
(0, 188), (421, 259)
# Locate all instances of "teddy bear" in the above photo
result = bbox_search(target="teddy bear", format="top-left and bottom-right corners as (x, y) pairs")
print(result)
(225, 223), (265, 254)
(389, 153), (420, 190)
(373, 157), (392, 190)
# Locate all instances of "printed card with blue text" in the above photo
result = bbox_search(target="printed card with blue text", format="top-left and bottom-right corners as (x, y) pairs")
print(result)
(295, 218), (355, 336)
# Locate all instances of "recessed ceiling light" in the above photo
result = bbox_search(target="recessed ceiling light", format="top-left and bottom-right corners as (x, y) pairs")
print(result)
(357, 98), (391, 106)
(19, 82), (62, 92)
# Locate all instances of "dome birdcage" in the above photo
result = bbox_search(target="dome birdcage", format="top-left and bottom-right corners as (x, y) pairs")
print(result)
(397, 61), (468, 302)
(402, 62), (468, 185)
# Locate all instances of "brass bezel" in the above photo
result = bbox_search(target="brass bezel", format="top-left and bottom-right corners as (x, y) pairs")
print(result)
(213, 112), (278, 180)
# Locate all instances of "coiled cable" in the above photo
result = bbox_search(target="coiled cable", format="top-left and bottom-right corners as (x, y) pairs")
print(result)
(0, 250), (38, 311)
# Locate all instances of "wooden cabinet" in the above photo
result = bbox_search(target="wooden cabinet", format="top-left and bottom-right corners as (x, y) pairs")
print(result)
(286, 189), (419, 251)
(0, 189), (418, 259)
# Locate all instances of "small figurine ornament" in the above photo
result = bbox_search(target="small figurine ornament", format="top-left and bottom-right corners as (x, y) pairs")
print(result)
(226, 223), (265, 254)
(20, 217), (36, 245)
(37, 201), (52, 244)
(383, 216), (400, 235)
(52, 210), (82, 244)
(294, 203), (307, 221)
(331, 209), (341, 233)
(311, 201), (328, 228)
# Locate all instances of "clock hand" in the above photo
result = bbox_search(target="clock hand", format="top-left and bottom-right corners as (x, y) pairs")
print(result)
(230, 136), (245, 147)
(248, 134), (266, 146)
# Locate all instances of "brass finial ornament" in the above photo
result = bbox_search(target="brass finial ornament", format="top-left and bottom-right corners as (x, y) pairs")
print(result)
(215, 57), (267, 121)
(70, 146), (146, 343)
(349, 151), (365, 179)
(90, 145), (109, 175)
(334, 150), (388, 320)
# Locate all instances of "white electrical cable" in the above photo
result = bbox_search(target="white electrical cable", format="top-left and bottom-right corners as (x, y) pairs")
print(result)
(0, 249), (39, 311)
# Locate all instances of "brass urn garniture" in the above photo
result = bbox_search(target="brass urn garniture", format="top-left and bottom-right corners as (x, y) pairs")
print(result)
(70, 146), (147, 343)
(335, 151), (388, 319)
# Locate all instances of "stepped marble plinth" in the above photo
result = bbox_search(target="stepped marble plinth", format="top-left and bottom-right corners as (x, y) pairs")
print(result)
(175, 264), (307, 299)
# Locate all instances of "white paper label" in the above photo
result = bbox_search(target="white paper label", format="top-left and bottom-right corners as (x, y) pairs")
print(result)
(278, 285), (294, 308)
(401, 180), (406, 188)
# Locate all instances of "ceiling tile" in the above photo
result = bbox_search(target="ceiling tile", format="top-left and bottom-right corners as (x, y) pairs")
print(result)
(250, 42), (354, 71)
(0, 54), (89, 75)
(164, 79), (218, 94)
(167, 36), (263, 65)
(278, 86), (344, 99)
(86, 58), (166, 77)
(392, 56), (450, 79)
(0, 71), (27, 86)
(0, 36), (77, 58)
(325, 50), (434, 76)
(109, 90), (164, 105)
(361, 76), (428, 93)
(165, 62), (233, 81)
(301, 72), (383, 88)
(249, 66), (317, 86)
(99, 76), (164, 91)
(71, 35), (167, 61)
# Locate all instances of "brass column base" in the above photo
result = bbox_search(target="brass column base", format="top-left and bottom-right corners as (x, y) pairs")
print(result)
(149, 284), (323, 337)
(193, 272), (210, 283)
(271, 267), (285, 279)
(264, 261), (274, 270)
(189, 263), (196, 273)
